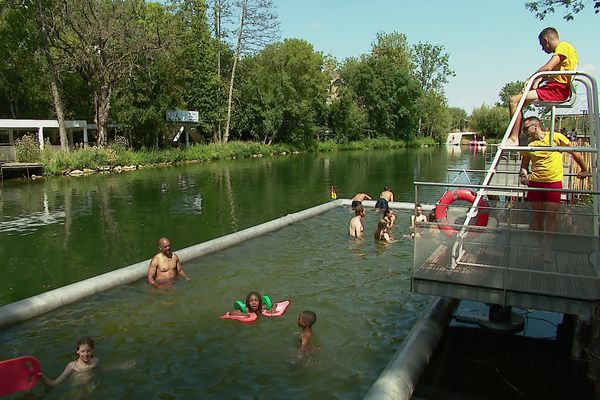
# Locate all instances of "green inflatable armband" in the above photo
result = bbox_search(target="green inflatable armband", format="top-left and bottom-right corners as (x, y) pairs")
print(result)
(262, 295), (272, 310)
(234, 300), (247, 313)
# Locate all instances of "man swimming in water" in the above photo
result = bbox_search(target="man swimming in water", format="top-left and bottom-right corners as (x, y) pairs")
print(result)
(147, 237), (190, 286)
(348, 205), (366, 238)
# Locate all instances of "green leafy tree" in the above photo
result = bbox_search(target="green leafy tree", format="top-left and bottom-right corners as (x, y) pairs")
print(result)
(47, 0), (164, 146)
(235, 38), (328, 144)
(411, 42), (455, 95)
(411, 41), (455, 137)
(327, 87), (368, 142)
(447, 107), (468, 131)
(470, 104), (510, 138)
(371, 31), (413, 72)
(525, 0), (599, 20)
(0, 2), (51, 119)
(111, 1), (221, 148)
(341, 53), (421, 141)
(416, 91), (451, 141)
(497, 81), (525, 108)
(222, 0), (279, 143)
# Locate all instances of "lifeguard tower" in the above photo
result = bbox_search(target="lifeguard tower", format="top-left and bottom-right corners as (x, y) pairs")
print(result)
(412, 71), (600, 359)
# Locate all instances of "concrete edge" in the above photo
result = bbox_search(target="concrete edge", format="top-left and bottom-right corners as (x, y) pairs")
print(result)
(363, 297), (459, 400)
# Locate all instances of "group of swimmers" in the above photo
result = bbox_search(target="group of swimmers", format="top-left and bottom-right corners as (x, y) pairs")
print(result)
(225, 291), (317, 351)
(39, 239), (316, 387)
(349, 187), (412, 242)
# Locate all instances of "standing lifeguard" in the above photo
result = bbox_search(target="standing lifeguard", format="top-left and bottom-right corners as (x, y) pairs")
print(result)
(519, 116), (588, 232)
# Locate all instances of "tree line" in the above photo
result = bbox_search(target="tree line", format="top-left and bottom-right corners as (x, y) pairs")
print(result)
(3, 0), (520, 150)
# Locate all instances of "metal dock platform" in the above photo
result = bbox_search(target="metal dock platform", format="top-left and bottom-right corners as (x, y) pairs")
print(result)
(412, 70), (600, 322)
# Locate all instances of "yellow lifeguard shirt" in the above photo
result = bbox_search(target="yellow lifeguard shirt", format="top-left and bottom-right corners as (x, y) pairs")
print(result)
(525, 132), (570, 182)
(550, 41), (578, 85)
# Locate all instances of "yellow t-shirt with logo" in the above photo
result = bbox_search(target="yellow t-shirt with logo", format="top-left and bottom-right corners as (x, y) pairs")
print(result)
(525, 132), (570, 182)
(550, 41), (578, 85)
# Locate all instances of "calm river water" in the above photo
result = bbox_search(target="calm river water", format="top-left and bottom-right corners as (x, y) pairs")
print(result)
(0, 146), (485, 305)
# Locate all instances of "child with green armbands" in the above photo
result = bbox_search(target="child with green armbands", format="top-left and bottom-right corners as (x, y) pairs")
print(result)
(228, 291), (276, 317)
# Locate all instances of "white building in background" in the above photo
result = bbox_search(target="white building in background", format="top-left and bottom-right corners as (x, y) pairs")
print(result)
(0, 119), (96, 161)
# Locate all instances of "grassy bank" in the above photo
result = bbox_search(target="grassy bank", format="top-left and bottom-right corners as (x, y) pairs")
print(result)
(16, 136), (437, 176)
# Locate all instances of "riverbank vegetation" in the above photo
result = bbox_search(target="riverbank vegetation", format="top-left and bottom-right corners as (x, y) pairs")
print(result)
(15, 134), (435, 175)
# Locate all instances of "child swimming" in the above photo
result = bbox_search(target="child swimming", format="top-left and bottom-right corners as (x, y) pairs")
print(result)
(39, 337), (98, 386)
(227, 291), (276, 317)
(374, 219), (395, 243)
(297, 310), (317, 351)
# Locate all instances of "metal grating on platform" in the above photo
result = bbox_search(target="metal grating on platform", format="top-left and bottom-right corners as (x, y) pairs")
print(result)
(412, 224), (600, 318)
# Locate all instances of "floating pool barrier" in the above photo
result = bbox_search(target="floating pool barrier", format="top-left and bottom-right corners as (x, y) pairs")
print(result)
(364, 297), (459, 400)
(0, 200), (343, 329)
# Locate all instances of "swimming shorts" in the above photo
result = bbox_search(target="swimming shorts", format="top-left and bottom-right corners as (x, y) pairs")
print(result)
(374, 198), (389, 210)
(351, 200), (361, 209)
(527, 181), (562, 203)
(536, 82), (570, 102)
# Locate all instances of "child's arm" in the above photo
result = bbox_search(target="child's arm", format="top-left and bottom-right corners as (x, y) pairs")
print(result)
(40, 362), (75, 386)
(384, 232), (397, 243)
(226, 309), (249, 316)
(261, 305), (276, 315)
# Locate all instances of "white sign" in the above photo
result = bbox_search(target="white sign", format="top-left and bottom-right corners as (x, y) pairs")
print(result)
(166, 110), (199, 123)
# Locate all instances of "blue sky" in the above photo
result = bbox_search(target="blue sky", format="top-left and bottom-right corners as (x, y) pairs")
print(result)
(276, 0), (599, 114)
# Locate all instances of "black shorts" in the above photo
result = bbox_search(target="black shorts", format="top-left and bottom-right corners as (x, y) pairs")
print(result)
(374, 198), (389, 210)
(351, 200), (361, 209)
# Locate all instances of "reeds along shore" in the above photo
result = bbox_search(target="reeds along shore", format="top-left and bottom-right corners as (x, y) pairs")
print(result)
(17, 137), (436, 176)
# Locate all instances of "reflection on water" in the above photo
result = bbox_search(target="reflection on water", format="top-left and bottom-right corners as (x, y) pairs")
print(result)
(0, 210), (65, 234)
(1, 208), (429, 399)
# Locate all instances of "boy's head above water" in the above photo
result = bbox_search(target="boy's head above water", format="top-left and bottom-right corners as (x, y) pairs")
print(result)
(298, 310), (317, 328)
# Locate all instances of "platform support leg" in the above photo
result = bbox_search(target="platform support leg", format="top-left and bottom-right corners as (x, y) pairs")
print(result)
(589, 301), (600, 398)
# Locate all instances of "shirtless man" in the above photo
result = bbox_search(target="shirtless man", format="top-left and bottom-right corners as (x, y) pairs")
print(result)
(410, 203), (428, 238)
(348, 205), (365, 238)
(351, 192), (372, 210)
(147, 237), (190, 286)
(374, 187), (394, 211)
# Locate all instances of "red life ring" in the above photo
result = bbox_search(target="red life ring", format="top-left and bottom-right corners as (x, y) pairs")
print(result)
(434, 189), (489, 235)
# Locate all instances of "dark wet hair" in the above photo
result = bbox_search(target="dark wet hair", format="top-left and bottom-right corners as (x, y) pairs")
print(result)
(75, 337), (95, 354)
(300, 310), (317, 327)
(245, 291), (262, 311)
(355, 204), (365, 215)
(374, 219), (388, 240)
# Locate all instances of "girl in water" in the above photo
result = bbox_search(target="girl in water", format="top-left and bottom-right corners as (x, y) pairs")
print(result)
(374, 219), (395, 243)
(228, 291), (276, 317)
(39, 337), (98, 386)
